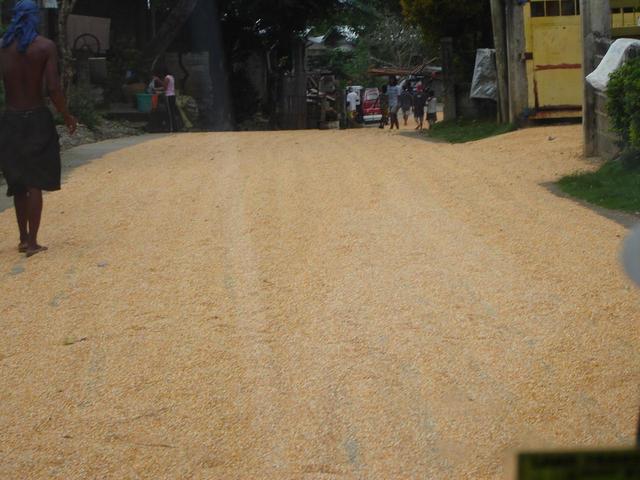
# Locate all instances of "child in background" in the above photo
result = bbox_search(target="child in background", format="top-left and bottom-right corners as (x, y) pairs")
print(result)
(378, 85), (389, 129)
(387, 76), (401, 130)
(412, 84), (426, 131)
(399, 84), (413, 127)
(426, 90), (438, 129)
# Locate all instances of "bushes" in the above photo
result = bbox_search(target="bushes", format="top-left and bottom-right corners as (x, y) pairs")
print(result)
(68, 85), (100, 130)
(607, 56), (640, 149)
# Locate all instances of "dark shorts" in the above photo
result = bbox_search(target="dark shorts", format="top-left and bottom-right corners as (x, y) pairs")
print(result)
(0, 107), (61, 197)
(427, 112), (437, 122)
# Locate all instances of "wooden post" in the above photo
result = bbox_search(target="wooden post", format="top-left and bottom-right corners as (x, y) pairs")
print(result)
(441, 37), (457, 121)
(581, 0), (611, 157)
(490, 0), (509, 124)
(505, 1), (528, 124)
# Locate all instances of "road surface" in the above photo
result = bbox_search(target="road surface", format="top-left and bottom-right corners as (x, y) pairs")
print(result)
(1, 125), (639, 479)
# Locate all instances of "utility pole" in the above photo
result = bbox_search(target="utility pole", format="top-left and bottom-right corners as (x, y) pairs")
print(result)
(581, 0), (611, 157)
(441, 37), (457, 121)
(490, 0), (509, 124)
(505, 1), (528, 125)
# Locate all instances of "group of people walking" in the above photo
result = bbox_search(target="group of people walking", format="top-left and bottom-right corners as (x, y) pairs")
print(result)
(381, 77), (437, 131)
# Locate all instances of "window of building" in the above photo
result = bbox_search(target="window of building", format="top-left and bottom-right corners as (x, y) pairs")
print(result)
(546, 1), (561, 16)
(531, 1), (546, 17)
(531, 0), (579, 17)
(561, 0), (576, 15)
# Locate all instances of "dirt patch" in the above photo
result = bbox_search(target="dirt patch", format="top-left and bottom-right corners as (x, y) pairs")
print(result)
(57, 119), (145, 151)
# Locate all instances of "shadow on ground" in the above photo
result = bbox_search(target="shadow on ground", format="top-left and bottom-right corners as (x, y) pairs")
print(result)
(397, 130), (446, 143)
(0, 135), (166, 214)
(542, 181), (640, 229)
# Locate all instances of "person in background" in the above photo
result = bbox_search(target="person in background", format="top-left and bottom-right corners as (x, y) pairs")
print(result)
(154, 65), (182, 132)
(412, 83), (427, 131)
(0, 0), (77, 257)
(148, 73), (161, 94)
(387, 76), (401, 130)
(426, 90), (438, 129)
(346, 87), (359, 127)
(399, 84), (413, 127)
(378, 84), (389, 129)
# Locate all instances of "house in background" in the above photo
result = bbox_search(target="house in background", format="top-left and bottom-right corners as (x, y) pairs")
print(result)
(524, 0), (640, 120)
(306, 27), (356, 72)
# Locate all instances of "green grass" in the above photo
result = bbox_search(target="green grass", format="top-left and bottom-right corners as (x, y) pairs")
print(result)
(427, 118), (516, 143)
(558, 160), (640, 212)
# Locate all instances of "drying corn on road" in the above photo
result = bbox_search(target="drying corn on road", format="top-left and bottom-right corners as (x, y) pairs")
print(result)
(1, 124), (640, 479)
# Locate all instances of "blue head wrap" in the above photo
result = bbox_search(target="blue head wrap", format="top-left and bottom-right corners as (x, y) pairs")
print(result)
(2, 1), (41, 53)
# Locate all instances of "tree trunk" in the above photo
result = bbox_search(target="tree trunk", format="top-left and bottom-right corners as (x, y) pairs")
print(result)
(201, 0), (234, 130)
(138, 0), (200, 72)
(56, 0), (78, 98)
(490, 0), (509, 123)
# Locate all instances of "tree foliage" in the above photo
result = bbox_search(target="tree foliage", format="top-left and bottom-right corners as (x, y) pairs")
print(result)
(309, 2), (426, 86)
(608, 56), (640, 151)
(366, 14), (425, 68)
(140, 0), (199, 70)
(400, 0), (492, 51)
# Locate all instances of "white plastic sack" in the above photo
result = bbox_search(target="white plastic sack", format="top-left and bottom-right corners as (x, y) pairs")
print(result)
(470, 49), (498, 101)
(586, 38), (640, 91)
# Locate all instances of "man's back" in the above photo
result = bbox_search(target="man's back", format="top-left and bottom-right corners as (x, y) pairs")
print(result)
(347, 91), (358, 111)
(400, 90), (412, 110)
(0, 36), (53, 111)
(413, 92), (426, 110)
(388, 85), (400, 106)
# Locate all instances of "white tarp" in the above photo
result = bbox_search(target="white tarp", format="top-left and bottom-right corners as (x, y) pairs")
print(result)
(586, 38), (640, 91)
(470, 49), (498, 101)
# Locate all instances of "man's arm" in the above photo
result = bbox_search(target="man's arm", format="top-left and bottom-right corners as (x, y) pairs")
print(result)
(43, 41), (77, 134)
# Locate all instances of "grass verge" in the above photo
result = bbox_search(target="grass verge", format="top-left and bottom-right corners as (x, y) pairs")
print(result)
(427, 119), (516, 143)
(557, 160), (640, 212)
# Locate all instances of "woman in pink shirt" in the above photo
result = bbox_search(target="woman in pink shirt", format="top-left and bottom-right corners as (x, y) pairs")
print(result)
(154, 66), (182, 132)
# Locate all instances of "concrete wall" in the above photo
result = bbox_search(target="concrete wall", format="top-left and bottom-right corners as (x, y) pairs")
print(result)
(582, 0), (613, 158)
(586, 35), (621, 161)
(595, 89), (620, 160)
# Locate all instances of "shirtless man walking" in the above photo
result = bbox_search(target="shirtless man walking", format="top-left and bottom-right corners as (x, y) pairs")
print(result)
(0, 0), (77, 257)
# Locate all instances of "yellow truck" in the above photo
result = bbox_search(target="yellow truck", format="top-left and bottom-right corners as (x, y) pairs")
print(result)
(524, 0), (640, 119)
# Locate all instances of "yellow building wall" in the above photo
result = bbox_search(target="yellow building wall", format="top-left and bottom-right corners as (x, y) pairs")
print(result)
(612, 10), (640, 28)
(524, 4), (582, 111)
(524, 3), (639, 114)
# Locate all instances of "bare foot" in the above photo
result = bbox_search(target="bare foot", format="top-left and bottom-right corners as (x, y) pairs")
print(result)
(25, 245), (48, 258)
(18, 242), (28, 253)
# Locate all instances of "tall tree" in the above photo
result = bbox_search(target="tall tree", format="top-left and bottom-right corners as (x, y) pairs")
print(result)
(218, 0), (347, 127)
(366, 14), (425, 68)
(139, 0), (199, 71)
(57, 0), (80, 97)
(200, 0), (234, 130)
(400, 0), (492, 49)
